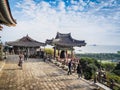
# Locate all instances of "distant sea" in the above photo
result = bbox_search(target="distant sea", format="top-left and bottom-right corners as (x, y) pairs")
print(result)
(75, 45), (120, 53)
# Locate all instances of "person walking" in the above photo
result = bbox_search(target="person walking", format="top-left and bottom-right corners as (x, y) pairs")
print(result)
(67, 60), (72, 75)
(76, 63), (82, 79)
(18, 52), (24, 69)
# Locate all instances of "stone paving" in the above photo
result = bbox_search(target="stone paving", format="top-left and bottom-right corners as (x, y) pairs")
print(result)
(0, 60), (5, 72)
(0, 55), (97, 90)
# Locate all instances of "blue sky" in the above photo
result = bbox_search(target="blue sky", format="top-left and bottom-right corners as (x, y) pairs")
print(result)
(1, 0), (120, 45)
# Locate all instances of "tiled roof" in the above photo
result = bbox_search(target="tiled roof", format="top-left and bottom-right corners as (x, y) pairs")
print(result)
(0, 0), (16, 27)
(6, 35), (45, 47)
(46, 32), (86, 47)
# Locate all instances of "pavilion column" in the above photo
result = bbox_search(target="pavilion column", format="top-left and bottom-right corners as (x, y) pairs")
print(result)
(65, 50), (68, 62)
(53, 47), (56, 59)
(58, 49), (60, 61)
(58, 49), (60, 56)
(27, 48), (30, 57)
(18, 47), (20, 54)
(71, 49), (74, 58)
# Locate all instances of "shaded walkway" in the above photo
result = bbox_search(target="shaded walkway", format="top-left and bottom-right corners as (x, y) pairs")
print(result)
(0, 55), (96, 90)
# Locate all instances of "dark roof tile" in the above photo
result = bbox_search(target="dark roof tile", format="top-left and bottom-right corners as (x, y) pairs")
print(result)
(46, 32), (86, 47)
(7, 35), (45, 47)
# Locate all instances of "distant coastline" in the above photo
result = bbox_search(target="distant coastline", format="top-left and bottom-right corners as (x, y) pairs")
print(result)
(75, 45), (120, 54)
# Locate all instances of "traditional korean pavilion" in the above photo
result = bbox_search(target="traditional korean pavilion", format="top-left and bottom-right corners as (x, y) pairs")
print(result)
(6, 35), (45, 55)
(46, 32), (86, 60)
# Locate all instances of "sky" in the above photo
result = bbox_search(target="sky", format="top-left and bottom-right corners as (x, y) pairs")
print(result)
(0, 0), (120, 45)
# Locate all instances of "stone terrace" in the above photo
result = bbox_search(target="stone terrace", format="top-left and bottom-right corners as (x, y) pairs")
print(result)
(0, 55), (97, 90)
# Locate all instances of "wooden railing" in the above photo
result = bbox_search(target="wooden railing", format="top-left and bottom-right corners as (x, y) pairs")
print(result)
(95, 75), (120, 90)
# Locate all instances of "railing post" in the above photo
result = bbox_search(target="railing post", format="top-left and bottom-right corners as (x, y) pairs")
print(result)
(94, 74), (97, 83)
(110, 79), (114, 89)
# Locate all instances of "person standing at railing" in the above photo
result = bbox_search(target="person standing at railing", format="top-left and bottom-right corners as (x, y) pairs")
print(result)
(76, 63), (82, 79)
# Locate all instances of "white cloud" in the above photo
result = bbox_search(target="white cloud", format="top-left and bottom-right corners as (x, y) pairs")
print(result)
(1, 0), (120, 46)
(58, 1), (65, 10)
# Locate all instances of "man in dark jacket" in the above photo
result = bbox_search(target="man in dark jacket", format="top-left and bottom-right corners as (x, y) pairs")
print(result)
(67, 60), (72, 75)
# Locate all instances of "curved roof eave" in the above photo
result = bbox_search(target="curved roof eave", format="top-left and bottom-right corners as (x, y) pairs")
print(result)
(46, 32), (87, 47)
(0, 0), (16, 26)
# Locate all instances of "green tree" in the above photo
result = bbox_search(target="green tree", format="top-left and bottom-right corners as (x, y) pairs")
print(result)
(101, 63), (116, 72)
(80, 57), (98, 80)
(44, 48), (54, 55)
(113, 62), (120, 76)
(117, 51), (120, 54)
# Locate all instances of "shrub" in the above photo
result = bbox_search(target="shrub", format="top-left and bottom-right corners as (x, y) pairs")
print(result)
(80, 57), (99, 70)
(101, 62), (116, 72)
(113, 62), (120, 76)
(113, 70), (120, 76)
(84, 64), (97, 80)
(88, 63), (98, 72)
(107, 72), (120, 84)
(80, 57), (98, 80)
(84, 71), (92, 80)
(44, 48), (54, 55)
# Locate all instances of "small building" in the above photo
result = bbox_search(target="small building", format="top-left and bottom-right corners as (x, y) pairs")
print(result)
(46, 32), (86, 61)
(6, 35), (45, 56)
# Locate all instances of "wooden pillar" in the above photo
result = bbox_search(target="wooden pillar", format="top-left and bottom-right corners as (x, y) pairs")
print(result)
(53, 47), (56, 59)
(58, 49), (60, 56)
(58, 49), (60, 61)
(18, 47), (20, 54)
(65, 50), (68, 62)
(27, 48), (30, 57)
(71, 50), (73, 58)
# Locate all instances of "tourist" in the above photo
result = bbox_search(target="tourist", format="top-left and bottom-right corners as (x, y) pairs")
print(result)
(67, 60), (72, 75)
(76, 63), (82, 79)
(72, 60), (76, 73)
(18, 51), (24, 69)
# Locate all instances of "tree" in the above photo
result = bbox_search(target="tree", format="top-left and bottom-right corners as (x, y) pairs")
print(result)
(44, 48), (54, 55)
(117, 51), (120, 54)
(101, 63), (115, 72)
(113, 62), (120, 76)
(79, 57), (98, 80)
